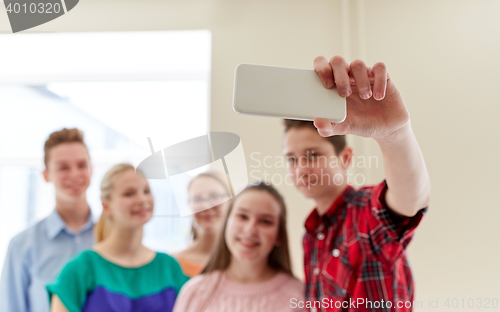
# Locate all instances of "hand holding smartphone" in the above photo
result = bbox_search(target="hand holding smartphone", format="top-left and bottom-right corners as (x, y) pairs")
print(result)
(232, 64), (347, 123)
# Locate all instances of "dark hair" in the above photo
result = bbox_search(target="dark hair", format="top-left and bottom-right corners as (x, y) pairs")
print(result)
(187, 181), (293, 311)
(203, 181), (292, 275)
(44, 128), (89, 168)
(283, 119), (346, 154)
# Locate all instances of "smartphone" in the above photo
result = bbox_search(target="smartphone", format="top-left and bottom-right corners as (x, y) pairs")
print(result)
(232, 64), (346, 123)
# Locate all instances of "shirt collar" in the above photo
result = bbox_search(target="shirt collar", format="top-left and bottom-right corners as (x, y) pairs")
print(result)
(46, 208), (95, 240)
(304, 185), (354, 233)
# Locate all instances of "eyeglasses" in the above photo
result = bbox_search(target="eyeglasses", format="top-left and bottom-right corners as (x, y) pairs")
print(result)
(188, 193), (230, 206)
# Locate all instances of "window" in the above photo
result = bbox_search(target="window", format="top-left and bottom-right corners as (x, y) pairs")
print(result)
(0, 30), (211, 269)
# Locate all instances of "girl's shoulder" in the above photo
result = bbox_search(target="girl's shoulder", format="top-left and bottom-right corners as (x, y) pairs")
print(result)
(179, 270), (221, 293)
(156, 252), (189, 273)
(57, 249), (116, 280)
(276, 273), (305, 300)
(60, 249), (97, 269)
(281, 273), (304, 287)
(154, 252), (191, 289)
(173, 272), (222, 312)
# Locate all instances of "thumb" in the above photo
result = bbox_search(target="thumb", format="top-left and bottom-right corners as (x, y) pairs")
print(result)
(313, 118), (348, 136)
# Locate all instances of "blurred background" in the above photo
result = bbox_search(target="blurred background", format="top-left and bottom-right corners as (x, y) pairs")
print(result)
(0, 1), (499, 311)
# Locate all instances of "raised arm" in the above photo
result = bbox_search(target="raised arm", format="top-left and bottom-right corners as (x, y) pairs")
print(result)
(372, 120), (430, 216)
(312, 55), (431, 217)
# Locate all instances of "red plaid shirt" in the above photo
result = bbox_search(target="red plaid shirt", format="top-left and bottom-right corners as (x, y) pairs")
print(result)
(303, 181), (427, 312)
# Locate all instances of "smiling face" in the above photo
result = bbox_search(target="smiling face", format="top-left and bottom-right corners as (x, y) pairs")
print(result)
(188, 176), (230, 235)
(102, 168), (154, 229)
(283, 126), (352, 200)
(43, 142), (92, 202)
(225, 189), (281, 265)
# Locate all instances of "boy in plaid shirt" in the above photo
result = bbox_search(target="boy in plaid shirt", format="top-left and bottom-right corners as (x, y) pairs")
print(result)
(283, 55), (430, 312)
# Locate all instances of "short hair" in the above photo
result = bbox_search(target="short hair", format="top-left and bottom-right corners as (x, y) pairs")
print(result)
(283, 119), (346, 154)
(43, 128), (89, 168)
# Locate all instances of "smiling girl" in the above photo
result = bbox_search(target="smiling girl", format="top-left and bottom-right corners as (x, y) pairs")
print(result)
(173, 181), (304, 312)
(174, 172), (231, 277)
(47, 163), (188, 312)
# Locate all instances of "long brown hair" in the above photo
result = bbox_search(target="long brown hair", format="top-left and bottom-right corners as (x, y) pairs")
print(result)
(185, 181), (293, 311)
(94, 163), (135, 243)
(204, 181), (293, 274)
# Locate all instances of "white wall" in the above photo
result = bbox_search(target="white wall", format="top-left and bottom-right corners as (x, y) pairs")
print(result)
(359, 0), (500, 309)
(1, 1), (499, 310)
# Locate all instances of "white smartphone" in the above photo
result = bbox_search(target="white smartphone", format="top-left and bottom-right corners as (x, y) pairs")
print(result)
(232, 64), (346, 123)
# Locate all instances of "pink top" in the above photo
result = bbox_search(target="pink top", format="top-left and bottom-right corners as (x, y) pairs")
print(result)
(173, 270), (305, 312)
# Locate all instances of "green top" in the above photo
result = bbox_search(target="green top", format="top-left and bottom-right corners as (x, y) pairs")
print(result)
(46, 250), (189, 312)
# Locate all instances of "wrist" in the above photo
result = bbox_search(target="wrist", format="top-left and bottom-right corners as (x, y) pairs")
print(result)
(374, 120), (413, 147)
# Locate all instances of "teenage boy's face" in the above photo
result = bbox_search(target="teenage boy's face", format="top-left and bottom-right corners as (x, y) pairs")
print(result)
(43, 142), (92, 202)
(283, 127), (349, 199)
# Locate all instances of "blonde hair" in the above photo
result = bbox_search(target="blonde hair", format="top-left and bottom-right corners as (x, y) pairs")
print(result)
(44, 128), (89, 168)
(94, 163), (135, 243)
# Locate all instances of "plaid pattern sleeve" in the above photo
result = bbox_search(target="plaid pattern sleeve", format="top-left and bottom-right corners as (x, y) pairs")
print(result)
(303, 182), (427, 312)
(365, 180), (428, 264)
